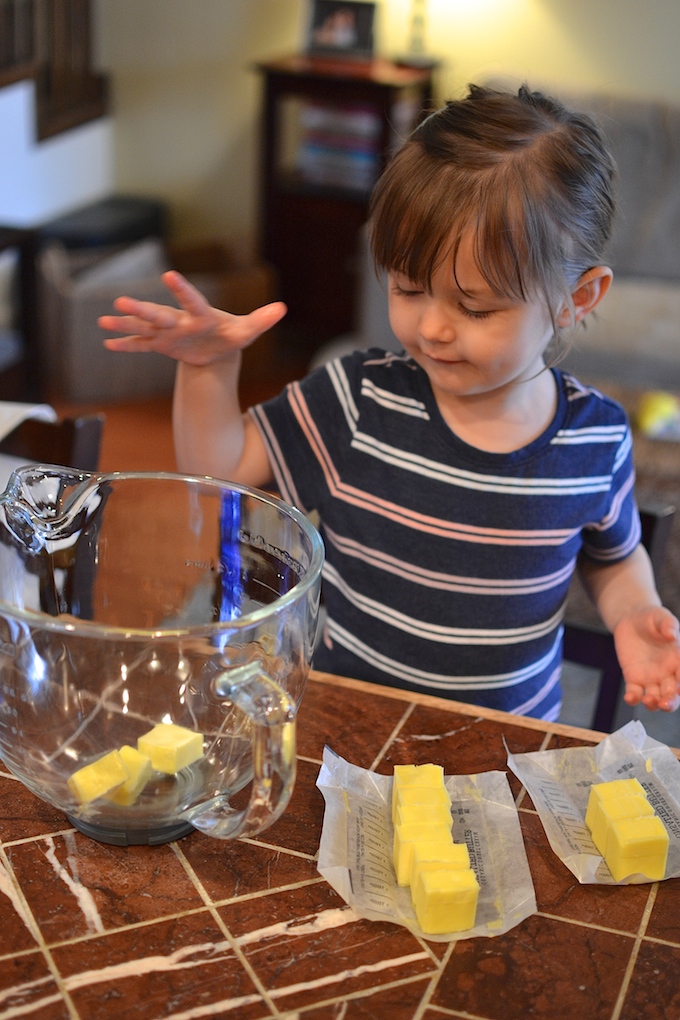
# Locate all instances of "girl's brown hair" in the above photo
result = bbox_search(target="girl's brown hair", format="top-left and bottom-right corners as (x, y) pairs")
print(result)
(369, 83), (616, 345)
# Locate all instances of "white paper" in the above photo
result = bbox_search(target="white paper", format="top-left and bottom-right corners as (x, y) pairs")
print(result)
(507, 720), (680, 884)
(0, 401), (56, 440)
(315, 746), (536, 942)
(0, 402), (57, 494)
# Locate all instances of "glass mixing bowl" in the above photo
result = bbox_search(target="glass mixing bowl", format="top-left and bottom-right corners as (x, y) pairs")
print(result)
(0, 467), (324, 845)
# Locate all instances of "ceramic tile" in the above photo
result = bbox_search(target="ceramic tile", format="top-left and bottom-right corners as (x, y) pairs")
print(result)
(0, 857), (39, 954)
(379, 706), (547, 798)
(519, 809), (652, 932)
(0, 950), (71, 1019)
(293, 977), (434, 1017)
(6, 831), (204, 944)
(645, 878), (680, 943)
(50, 911), (274, 1020)
(432, 913), (634, 1020)
(218, 880), (436, 1013)
(177, 829), (319, 905)
(249, 758), (325, 858)
(420, 1012), (470, 1019)
(545, 732), (600, 751)
(420, 1012), (469, 1019)
(618, 938), (680, 1020)
(0, 765), (72, 842)
(297, 677), (409, 765)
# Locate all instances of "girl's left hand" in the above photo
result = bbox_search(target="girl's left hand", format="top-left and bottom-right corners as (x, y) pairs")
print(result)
(615, 606), (680, 712)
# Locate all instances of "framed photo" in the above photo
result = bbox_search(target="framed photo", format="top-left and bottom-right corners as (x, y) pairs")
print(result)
(306, 0), (376, 60)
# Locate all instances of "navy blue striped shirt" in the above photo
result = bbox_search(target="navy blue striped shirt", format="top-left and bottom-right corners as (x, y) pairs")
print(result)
(251, 351), (640, 720)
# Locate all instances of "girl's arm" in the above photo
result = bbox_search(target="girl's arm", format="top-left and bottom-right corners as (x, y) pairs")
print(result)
(579, 546), (680, 712)
(172, 357), (275, 484)
(99, 271), (286, 485)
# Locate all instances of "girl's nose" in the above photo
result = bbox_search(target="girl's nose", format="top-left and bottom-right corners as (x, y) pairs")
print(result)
(418, 300), (455, 344)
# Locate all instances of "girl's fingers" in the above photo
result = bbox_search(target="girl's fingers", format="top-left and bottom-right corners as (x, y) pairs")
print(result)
(237, 301), (288, 340)
(160, 270), (213, 313)
(648, 607), (680, 642)
(661, 614), (680, 641)
(102, 336), (156, 352)
(110, 296), (182, 328)
(98, 312), (168, 336)
(624, 684), (644, 706)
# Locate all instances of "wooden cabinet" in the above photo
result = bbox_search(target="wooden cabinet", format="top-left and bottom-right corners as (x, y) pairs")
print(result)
(256, 56), (435, 357)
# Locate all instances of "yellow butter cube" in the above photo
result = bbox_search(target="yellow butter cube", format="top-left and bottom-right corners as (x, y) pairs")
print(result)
(396, 802), (453, 830)
(585, 778), (646, 832)
(606, 815), (669, 882)
(67, 750), (130, 804)
(413, 866), (480, 935)
(590, 794), (654, 856)
(391, 763), (445, 822)
(393, 784), (452, 825)
(411, 840), (470, 891)
(393, 820), (452, 886)
(107, 745), (153, 806)
(137, 723), (204, 774)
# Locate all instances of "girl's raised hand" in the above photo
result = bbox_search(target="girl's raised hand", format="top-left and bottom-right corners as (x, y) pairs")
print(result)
(98, 270), (287, 366)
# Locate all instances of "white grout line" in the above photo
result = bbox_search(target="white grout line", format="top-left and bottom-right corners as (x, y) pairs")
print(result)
(369, 701), (417, 773)
(0, 843), (80, 1019)
(609, 882), (659, 1020)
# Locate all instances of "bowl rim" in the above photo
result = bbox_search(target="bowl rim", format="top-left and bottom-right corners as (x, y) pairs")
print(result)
(0, 468), (325, 638)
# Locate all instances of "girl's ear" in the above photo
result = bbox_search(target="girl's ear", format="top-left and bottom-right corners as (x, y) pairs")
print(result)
(557, 266), (613, 328)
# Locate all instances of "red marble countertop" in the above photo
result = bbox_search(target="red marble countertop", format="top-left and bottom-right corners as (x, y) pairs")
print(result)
(1, 670), (679, 1020)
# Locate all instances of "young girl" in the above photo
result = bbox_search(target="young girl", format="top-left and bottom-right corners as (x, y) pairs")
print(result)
(100, 83), (680, 721)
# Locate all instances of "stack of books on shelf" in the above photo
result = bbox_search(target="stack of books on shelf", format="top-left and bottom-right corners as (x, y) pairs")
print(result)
(295, 102), (382, 193)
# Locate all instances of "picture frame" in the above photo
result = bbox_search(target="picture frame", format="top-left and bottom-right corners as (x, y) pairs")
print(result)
(306, 0), (376, 61)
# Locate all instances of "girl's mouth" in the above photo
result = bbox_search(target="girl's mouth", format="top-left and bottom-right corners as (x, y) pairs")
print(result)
(424, 353), (463, 365)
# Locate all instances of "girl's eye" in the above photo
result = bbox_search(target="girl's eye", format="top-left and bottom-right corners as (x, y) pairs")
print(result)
(459, 305), (493, 320)
(392, 284), (423, 298)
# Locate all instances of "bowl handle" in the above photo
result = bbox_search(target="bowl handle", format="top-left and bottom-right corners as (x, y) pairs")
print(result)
(187, 661), (297, 839)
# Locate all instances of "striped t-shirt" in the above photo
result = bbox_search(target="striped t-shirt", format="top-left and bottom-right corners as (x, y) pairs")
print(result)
(251, 350), (640, 720)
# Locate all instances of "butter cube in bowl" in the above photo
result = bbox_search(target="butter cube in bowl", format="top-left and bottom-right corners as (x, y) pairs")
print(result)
(107, 746), (153, 806)
(67, 750), (130, 805)
(137, 723), (204, 775)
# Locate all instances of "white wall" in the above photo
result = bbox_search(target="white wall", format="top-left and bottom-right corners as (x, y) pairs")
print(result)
(383, 0), (680, 103)
(95, 0), (308, 260)
(2, 0), (680, 247)
(0, 79), (114, 226)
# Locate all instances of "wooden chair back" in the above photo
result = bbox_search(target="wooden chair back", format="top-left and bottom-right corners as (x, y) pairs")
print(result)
(0, 414), (105, 472)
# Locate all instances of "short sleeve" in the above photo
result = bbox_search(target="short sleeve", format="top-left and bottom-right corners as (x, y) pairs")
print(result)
(580, 421), (641, 563)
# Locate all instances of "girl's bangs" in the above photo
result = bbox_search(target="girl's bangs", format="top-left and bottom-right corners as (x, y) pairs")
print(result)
(370, 180), (458, 287)
(370, 152), (542, 302)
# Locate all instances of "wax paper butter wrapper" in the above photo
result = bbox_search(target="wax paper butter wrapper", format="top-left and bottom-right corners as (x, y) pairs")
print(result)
(507, 719), (680, 884)
(315, 746), (536, 941)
